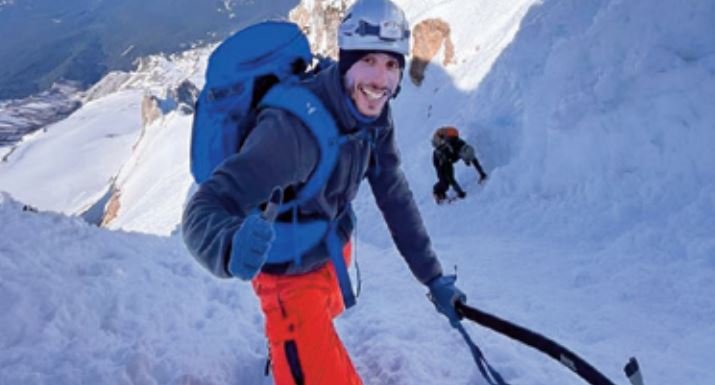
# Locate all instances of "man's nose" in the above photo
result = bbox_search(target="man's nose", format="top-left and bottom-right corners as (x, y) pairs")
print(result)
(371, 65), (390, 88)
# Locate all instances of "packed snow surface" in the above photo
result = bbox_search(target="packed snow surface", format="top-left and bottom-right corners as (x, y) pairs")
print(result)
(1, 0), (714, 384)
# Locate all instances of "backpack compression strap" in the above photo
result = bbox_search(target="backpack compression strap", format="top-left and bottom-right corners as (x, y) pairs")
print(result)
(259, 84), (357, 308)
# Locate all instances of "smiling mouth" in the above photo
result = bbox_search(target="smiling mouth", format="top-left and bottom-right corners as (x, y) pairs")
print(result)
(359, 85), (389, 101)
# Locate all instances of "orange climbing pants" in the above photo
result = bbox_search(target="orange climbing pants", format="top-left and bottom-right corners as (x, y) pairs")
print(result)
(252, 242), (362, 385)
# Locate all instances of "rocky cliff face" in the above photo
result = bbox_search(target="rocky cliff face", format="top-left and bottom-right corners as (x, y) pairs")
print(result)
(175, 80), (200, 114)
(409, 18), (456, 86)
(141, 95), (163, 128)
(289, 0), (348, 59)
(100, 187), (121, 227)
(139, 79), (199, 128)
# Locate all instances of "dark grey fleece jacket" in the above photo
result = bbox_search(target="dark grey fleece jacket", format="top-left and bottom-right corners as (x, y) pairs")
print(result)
(182, 64), (443, 285)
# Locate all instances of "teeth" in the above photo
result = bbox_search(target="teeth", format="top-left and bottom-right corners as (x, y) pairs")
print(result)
(360, 86), (386, 100)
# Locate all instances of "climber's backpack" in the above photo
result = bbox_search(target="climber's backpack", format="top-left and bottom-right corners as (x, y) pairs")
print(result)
(435, 126), (460, 140)
(190, 20), (338, 199)
(190, 21), (359, 308)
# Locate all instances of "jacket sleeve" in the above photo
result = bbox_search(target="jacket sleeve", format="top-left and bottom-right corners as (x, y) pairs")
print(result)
(367, 122), (443, 285)
(458, 140), (476, 163)
(181, 109), (319, 278)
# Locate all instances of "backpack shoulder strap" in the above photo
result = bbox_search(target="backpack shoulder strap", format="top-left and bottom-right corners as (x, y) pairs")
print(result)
(259, 84), (359, 309)
(259, 84), (341, 213)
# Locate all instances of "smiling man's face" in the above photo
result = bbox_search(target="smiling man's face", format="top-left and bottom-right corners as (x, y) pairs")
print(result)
(344, 52), (402, 117)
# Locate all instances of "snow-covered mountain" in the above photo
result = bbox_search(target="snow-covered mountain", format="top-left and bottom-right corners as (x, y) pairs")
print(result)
(0, 46), (211, 219)
(0, 81), (82, 149)
(1, 0), (714, 384)
(0, 0), (300, 100)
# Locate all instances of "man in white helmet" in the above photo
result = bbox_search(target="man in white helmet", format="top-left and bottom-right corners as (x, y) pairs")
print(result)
(183, 0), (466, 383)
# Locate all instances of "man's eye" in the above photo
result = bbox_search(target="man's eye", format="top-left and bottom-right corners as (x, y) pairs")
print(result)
(387, 60), (399, 70)
(362, 56), (375, 65)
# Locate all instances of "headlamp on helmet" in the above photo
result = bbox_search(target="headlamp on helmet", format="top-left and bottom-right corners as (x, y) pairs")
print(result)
(338, 0), (411, 56)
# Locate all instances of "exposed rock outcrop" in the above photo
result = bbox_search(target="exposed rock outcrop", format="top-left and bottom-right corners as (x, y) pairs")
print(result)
(290, 0), (348, 59)
(100, 189), (121, 227)
(141, 78), (198, 127)
(141, 94), (162, 127)
(175, 80), (199, 114)
(409, 18), (456, 86)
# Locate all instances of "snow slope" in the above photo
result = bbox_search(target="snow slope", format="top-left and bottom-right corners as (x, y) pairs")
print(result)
(0, 193), (267, 385)
(1, 0), (714, 384)
(0, 90), (144, 214)
(104, 111), (194, 236)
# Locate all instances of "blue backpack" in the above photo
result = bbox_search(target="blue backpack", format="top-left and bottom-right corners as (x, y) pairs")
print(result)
(190, 21), (358, 307)
(192, 21), (331, 184)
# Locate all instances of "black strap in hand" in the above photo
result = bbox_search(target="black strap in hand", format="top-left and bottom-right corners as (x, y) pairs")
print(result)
(456, 301), (624, 385)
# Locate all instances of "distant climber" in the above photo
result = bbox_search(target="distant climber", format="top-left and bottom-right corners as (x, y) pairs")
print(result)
(432, 126), (488, 203)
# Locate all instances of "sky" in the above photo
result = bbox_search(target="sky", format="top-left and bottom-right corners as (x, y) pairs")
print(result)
(1, 0), (714, 384)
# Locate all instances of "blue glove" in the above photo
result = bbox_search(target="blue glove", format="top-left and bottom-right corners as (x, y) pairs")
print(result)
(228, 213), (275, 280)
(428, 274), (466, 328)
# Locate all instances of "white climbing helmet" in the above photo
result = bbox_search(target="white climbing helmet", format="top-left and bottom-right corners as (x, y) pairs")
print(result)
(338, 0), (411, 56)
